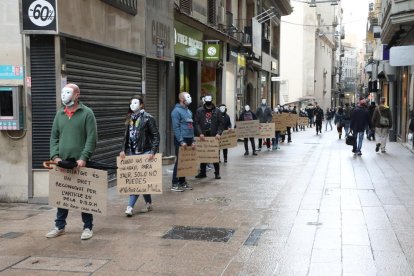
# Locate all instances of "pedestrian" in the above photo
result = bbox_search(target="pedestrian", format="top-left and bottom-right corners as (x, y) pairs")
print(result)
(256, 99), (273, 151)
(314, 103), (324, 135)
(46, 83), (97, 240)
(334, 107), (345, 139)
(367, 101), (376, 141)
(343, 103), (353, 137)
(239, 105), (257, 156)
(292, 106), (299, 132)
(120, 96), (160, 217)
(372, 97), (392, 153)
(194, 94), (224, 179)
(171, 92), (195, 192)
(272, 107), (281, 150)
(281, 105), (293, 143)
(218, 104), (232, 163)
(299, 108), (307, 131)
(306, 104), (314, 127)
(350, 99), (370, 155)
(325, 108), (333, 131)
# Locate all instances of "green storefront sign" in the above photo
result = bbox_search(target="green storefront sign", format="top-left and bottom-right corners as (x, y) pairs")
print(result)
(204, 44), (220, 61)
(174, 21), (203, 60)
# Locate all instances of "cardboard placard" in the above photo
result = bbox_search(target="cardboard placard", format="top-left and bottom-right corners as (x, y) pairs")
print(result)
(236, 120), (260, 138)
(298, 117), (309, 126)
(195, 137), (220, 163)
(287, 113), (299, 127)
(49, 166), (108, 216)
(272, 114), (288, 131)
(177, 146), (198, 177)
(219, 129), (238, 149)
(116, 153), (163, 195)
(259, 123), (275, 138)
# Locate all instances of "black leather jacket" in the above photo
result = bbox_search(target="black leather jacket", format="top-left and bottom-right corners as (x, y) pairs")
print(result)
(121, 111), (160, 154)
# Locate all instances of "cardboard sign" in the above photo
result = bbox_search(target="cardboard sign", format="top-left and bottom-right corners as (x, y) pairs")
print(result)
(195, 137), (220, 163)
(49, 166), (108, 216)
(177, 146), (198, 177)
(116, 153), (163, 195)
(236, 120), (260, 138)
(287, 113), (299, 127)
(259, 123), (275, 138)
(219, 130), (238, 149)
(272, 114), (288, 131)
(298, 117), (308, 126)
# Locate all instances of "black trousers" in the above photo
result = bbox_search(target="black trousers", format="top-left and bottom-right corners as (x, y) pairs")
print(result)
(258, 138), (271, 149)
(244, 138), (256, 152)
(200, 162), (219, 175)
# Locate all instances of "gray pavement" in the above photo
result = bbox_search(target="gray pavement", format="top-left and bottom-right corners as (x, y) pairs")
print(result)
(1, 127), (414, 275)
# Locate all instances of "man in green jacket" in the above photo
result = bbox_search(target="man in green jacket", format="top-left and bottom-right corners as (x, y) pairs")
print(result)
(46, 83), (97, 240)
(372, 97), (392, 153)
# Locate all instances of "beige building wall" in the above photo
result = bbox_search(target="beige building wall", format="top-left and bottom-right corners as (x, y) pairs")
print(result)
(0, 1), (28, 202)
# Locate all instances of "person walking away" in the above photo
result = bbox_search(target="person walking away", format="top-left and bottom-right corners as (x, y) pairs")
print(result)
(306, 105), (314, 127)
(282, 105), (293, 142)
(120, 96), (160, 217)
(46, 83), (97, 240)
(367, 101), (376, 141)
(334, 107), (345, 139)
(272, 107), (282, 150)
(350, 100), (370, 155)
(171, 92), (195, 192)
(239, 105), (257, 155)
(194, 94), (224, 179)
(372, 97), (392, 153)
(325, 108), (333, 131)
(314, 103), (324, 135)
(256, 99), (273, 151)
(219, 104), (232, 162)
(343, 103), (352, 137)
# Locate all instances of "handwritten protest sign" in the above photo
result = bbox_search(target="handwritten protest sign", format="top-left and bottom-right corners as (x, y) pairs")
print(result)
(116, 153), (162, 195)
(259, 123), (275, 138)
(287, 113), (299, 127)
(298, 117), (308, 126)
(49, 166), (108, 216)
(219, 130), (238, 149)
(195, 137), (219, 163)
(236, 120), (260, 138)
(177, 146), (198, 177)
(272, 114), (288, 131)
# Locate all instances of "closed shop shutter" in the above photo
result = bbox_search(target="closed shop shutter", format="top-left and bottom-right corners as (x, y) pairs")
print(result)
(145, 59), (159, 122)
(31, 35), (56, 169)
(65, 38), (142, 168)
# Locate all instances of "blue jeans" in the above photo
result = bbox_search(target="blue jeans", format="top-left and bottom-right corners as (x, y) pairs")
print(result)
(127, 150), (152, 208)
(55, 207), (93, 230)
(172, 137), (193, 185)
(353, 131), (365, 152)
(272, 131), (281, 147)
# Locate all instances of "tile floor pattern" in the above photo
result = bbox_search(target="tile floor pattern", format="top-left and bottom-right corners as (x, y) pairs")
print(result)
(1, 128), (414, 275)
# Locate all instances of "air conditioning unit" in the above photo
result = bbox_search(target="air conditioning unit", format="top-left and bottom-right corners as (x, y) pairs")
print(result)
(217, 6), (225, 25)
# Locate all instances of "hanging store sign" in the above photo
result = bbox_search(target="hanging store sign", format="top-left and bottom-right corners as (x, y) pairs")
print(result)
(390, 46), (414, 66)
(174, 21), (203, 61)
(204, 44), (220, 61)
(22, 0), (57, 33)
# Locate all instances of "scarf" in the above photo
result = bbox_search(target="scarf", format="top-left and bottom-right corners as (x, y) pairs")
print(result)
(129, 113), (141, 153)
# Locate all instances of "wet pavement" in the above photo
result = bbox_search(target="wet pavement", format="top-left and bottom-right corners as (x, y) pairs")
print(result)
(1, 127), (414, 275)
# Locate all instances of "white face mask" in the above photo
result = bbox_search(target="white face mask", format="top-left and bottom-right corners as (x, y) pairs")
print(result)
(219, 106), (226, 113)
(204, 95), (212, 104)
(184, 93), (192, 105)
(261, 99), (267, 105)
(130, 99), (140, 112)
(61, 87), (75, 106)
(245, 105), (250, 111)
(274, 108), (279, 112)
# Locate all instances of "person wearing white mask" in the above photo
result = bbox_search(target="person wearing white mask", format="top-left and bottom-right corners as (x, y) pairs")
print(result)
(256, 99), (273, 151)
(170, 92), (196, 192)
(46, 83), (97, 240)
(120, 96), (160, 217)
(238, 105), (257, 155)
(218, 104), (232, 163)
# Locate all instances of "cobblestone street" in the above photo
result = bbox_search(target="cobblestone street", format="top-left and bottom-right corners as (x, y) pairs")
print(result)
(1, 129), (414, 275)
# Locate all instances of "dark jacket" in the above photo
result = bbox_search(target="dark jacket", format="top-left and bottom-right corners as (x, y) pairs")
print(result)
(194, 104), (224, 136)
(372, 105), (393, 129)
(350, 106), (369, 132)
(239, 110), (257, 121)
(314, 107), (324, 122)
(256, 105), (273, 123)
(305, 107), (314, 118)
(334, 112), (344, 126)
(221, 113), (232, 130)
(121, 111), (160, 155)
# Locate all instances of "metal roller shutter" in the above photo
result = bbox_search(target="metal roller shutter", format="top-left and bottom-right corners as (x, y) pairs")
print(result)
(65, 38), (142, 168)
(145, 59), (159, 122)
(31, 35), (56, 169)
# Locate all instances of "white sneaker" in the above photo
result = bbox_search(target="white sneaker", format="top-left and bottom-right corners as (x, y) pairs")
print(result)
(81, 228), (93, 240)
(125, 206), (133, 217)
(146, 203), (153, 212)
(45, 227), (65, 238)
